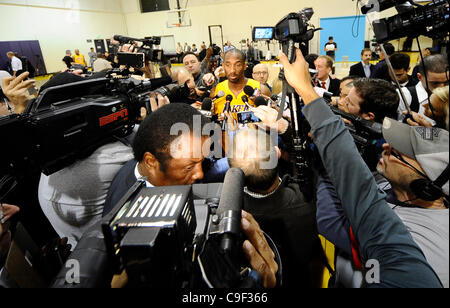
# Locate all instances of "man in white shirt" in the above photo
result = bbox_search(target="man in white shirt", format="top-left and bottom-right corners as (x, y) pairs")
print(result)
(6, 52), (22, 77)
(397, 54), (449, 124)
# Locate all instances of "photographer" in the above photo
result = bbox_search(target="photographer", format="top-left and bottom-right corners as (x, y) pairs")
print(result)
(279, 47), (443, 287)
(182, 51), (216, 90)
(341, 78), (399, 124)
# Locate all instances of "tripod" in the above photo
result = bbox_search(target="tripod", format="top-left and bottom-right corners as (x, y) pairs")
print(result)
(277, 40), (315, 202)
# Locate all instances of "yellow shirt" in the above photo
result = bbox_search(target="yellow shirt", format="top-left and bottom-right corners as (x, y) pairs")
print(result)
(213, 79), (261, 118)
(73, 53), (86, 66)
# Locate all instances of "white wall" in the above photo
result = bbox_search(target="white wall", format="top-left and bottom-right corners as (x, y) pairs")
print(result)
(0, 0), (128, 73)
(122, 0), (433, 56)
(122, 0), (365, 55)
(0, 0), (434, 73)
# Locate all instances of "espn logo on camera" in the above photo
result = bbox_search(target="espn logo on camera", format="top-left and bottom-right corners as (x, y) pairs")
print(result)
(99, 109), (129, 127)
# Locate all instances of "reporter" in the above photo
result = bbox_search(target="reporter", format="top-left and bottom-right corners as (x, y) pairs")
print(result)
(279, 48), (443, 287)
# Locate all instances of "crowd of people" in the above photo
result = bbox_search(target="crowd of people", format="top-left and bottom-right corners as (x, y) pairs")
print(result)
(0, 33), (448, 289)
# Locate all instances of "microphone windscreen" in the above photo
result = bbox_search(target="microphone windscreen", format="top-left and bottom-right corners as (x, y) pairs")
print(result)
(226, 94), (233, 102)
(254, 96), (267, 107)
(217, 90), (225, 98)
(241, 95), (249, 103)
(113, 35), (124, 42)
(244, 85), (255, 97)
(271, 94), (279, 102)
(217, 168), (245, 215)
(202, 98), (213, 111)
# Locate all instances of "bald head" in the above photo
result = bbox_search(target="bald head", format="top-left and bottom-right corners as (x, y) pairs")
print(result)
(252, 64), (269, 84)
(228, 129), (278, 191)
(175, 67), (195, 89)
(224, 49), (246, 84)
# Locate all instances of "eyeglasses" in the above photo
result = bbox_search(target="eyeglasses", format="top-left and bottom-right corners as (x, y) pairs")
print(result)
(253, 72), (268, 76)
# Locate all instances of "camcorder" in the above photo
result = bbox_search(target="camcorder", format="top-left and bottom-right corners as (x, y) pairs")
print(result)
(361, 0), (449, 43)
(0, 68), (174, 201)
(114, 35), (164, 67)
(101, 168), (258, 288)
(265, 8), (321, 202)
(326, 102), (383, 170)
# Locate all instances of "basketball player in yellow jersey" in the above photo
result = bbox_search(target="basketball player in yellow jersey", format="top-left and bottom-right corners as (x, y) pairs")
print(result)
(211, 49), (271, 118)
(73, 49), (87, 66)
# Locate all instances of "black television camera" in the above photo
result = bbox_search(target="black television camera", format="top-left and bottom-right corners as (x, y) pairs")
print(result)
(361, 0), (449, 43)
(98, 168), (280, 288)
(328, 104), (383, 170)
(113, 35), (164, 65)
(0, 70), (173, 200)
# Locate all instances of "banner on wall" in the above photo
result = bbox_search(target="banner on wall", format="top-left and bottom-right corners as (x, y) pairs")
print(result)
(0, 40), (47, 76)
(320, 15), (366, 63)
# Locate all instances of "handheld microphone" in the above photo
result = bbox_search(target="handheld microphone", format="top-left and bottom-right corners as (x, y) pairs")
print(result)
(215, 168), (245, 256)
(254, 96), (268, 107)
(223, 95), (233, 113)
(202, 98), (213, 111)
(222, 95), (233, 130)
(213, 90), (226, 101)
(241, 95), (253, 109)
(199, 98), (213, 118)
(243, 85), (255, 98)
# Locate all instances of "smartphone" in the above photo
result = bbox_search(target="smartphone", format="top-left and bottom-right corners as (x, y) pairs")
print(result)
(117, 52), (145, 68)
(237, 111), (261, 124)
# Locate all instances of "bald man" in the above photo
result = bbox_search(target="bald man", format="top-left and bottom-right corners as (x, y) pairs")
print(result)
(252, 63), (272, 92)
(228, 128), (317, 288)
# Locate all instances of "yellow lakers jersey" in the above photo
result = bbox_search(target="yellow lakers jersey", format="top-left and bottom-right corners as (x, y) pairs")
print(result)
(73, 54), (86, 66)
(213, 79), (261, 117)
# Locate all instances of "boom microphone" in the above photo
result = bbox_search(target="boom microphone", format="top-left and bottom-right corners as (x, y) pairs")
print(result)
(216, 168), (245, 255)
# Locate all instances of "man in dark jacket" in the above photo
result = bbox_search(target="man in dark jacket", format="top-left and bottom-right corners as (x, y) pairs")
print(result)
(349, 48), (375, 78)
(228, 128), (317, 288)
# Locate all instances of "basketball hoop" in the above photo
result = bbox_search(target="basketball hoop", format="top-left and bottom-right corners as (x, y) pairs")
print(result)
(167, 9), (191, 28)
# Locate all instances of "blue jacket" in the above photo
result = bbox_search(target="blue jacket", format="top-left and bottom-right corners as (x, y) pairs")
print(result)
(303, 97), (442, 288)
